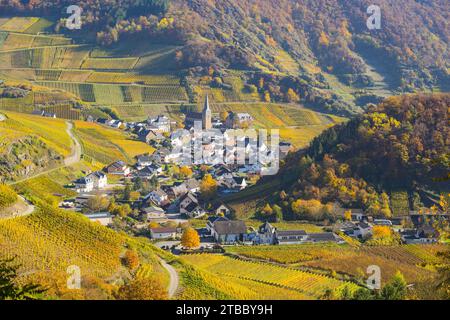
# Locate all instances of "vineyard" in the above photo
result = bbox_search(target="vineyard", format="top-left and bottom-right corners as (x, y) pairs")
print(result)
(73, 121), (155, 165)
(226, 243), (448, 284)
(178, 263), (312, 300)
(35, 81), (188, 104)
(0, 111), (72, 156)
(180, 254), (358, 298)
(0, 205), (125, 277)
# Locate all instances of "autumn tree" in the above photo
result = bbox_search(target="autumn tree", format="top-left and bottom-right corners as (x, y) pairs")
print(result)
(181, 227), (200, 249)
(179, 166), (193, 178)
(285, 88), (300, 103)
(86, 195), (109, 212)
(200, 174), (217, 200)
(318, 31), (330, 46)
(344, 210), (352, 221)
(123, 250), (140, 271)
(116, 278), (168, 300)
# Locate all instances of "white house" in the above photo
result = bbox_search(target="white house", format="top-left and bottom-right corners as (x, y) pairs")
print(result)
(74, 176), (94, 193)
(256, 222), (277, 245)
(145, 189), (169, 206)
(275, 230), (308, 245)
(142, 205), (166, 220)
(90, 171), (107, 189)
(74, 171), (107, 193)
(339, 221), (373, 239)
(150, 227), (181, 240)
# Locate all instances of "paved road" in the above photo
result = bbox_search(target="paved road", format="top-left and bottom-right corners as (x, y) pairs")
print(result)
(159, 258), (179, 299)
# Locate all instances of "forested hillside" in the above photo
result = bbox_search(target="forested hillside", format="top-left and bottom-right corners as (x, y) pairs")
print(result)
(249, 94), (449, 221)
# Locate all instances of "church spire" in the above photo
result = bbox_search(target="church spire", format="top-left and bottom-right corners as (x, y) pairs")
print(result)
(202, 94), (212, 130)
(203, 94), (210, 112)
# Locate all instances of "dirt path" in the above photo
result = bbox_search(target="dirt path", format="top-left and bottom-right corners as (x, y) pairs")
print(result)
(0, 196), (35, 220)
(64, 122), (82, 166)
(159, 258), (179, 299)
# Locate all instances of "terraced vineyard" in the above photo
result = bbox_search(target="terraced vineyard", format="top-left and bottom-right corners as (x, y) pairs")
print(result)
(181, 254), (358, 298)
(36, 81), (188, 104)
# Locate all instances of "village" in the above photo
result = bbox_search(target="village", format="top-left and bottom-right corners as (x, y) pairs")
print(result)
(57, 96), (448, 253)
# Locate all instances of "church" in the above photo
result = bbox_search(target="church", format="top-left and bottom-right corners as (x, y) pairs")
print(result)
(184, 95), (212, 130)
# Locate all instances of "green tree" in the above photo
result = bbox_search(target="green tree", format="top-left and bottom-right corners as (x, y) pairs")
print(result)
(381, 271), (407, 300)
(0, 258), (46, 300)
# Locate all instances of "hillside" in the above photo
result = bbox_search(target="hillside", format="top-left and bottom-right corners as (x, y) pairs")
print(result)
(226, 93), (449, 219)
(0, 1), (448, 116)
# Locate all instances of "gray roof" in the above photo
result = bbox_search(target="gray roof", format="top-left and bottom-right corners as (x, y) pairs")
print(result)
(308, 233), (338, 242)
(276, 230), (307, 236)
(213, 220), (247, 235)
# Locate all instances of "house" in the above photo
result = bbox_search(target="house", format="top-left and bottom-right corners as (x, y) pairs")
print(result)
(168, 182), (188, 199)
(178, 192), (206, 218)
(232, 177), (247, 190)
(256, 222), (277, 245)
(210, 220), (247, 244)
(275, 230), (308, 245)
(308, 233), (343, 243)
(75, 171), (108, 193)
(109, 120), (122, 128)
(225, 112), (254, 129)
(145, 189), (169, 206)
(43, 111), (57, 118)
(185, 178), (200, 193)
(401, 225), (439, 244)
(338, 221), (373, 239)
(212, 203), (231, 216)
(147, 115), (171, 133)
(138, 129), (157, 144)
(136, 166), (156, 180)
(84, 212), (112, 226)
(206, 216), (229, 234)
(279, 142), (293, 160)
(74, 176), (94, 193)
(106, 161), (130, 176)
(150, 227), (181, 240)
(136, 155), (152, 167)
(141, 205), (166, 220)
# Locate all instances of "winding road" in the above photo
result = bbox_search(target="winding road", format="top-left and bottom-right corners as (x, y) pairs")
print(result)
(159, 258), (179, 299)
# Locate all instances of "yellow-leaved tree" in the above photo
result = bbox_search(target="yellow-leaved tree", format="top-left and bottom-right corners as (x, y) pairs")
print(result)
(181, 227), (200, 249)
(200, 174), (217, 200)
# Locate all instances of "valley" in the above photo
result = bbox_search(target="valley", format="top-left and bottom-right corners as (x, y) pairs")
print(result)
(0, 0), (448, 303)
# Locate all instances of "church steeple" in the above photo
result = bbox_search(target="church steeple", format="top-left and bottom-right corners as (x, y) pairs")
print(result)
(202, 95), (212, 130)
